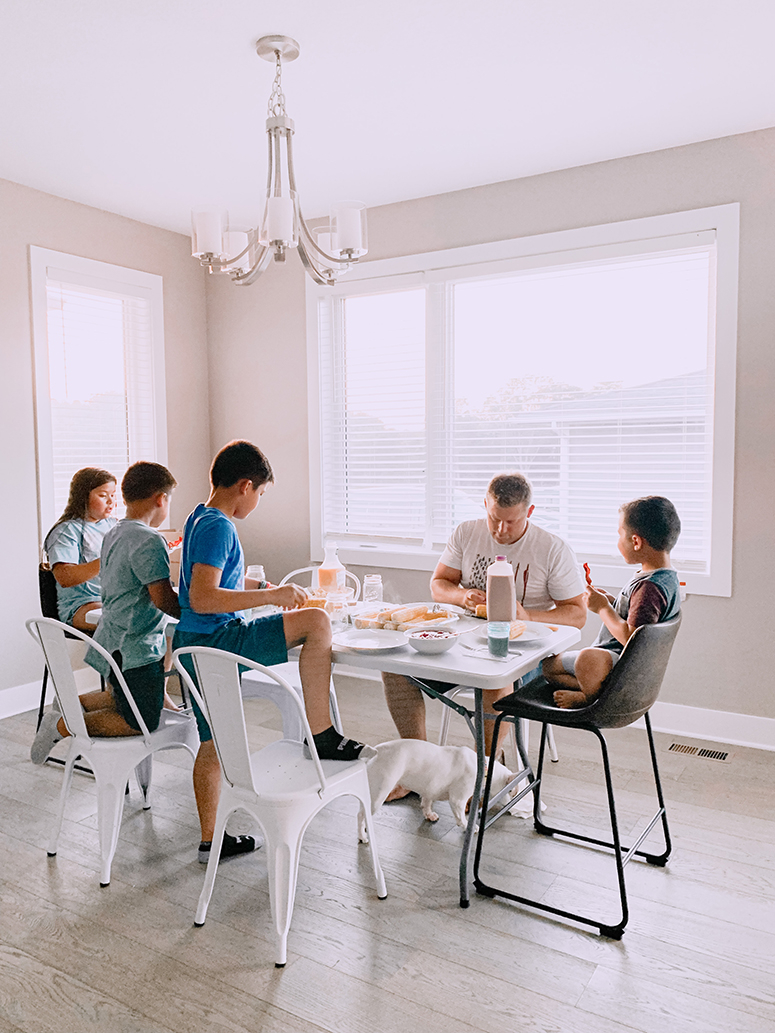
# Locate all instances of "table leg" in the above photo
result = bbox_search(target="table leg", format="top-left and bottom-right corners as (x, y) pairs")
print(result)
(459, 688), (484, 908)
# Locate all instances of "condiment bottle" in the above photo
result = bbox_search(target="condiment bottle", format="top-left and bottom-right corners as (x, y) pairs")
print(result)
(486, 555), (516, 659)
(317, 542), (346, 594)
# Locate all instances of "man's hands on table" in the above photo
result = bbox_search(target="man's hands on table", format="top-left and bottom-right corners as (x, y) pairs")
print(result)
(431, 561), (585, 628)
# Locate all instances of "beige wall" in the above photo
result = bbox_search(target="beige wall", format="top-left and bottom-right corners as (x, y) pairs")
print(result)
(205, 127), (775, 721)
(0, 178), (211, 695)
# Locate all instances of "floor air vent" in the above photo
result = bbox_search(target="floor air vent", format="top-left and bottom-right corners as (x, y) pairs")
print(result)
(668, 742), (731, 762)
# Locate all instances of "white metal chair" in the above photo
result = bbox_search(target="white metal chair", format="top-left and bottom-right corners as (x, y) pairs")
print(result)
(279, 565), (361, 601)
(26, 618), (199, 887)
(174, 646), (387, 967)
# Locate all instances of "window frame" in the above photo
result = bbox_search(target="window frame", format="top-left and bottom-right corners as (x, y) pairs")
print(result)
(307, 204), (739, 596)
(29, 246), (167, 541)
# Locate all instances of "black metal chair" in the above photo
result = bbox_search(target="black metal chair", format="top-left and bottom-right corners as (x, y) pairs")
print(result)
(473, 615), (681, 939)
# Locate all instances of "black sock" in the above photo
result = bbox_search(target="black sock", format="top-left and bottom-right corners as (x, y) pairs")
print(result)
(312, 725), (369, 761)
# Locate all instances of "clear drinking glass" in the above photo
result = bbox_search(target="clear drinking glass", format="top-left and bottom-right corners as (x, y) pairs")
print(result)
(487, 621), (510, 660)
(246, 564), (266, 584)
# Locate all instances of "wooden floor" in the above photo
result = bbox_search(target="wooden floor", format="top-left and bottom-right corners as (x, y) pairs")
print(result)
(1, 674), (774, 1033)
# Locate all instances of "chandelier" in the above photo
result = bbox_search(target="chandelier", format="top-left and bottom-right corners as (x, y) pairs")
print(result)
(190, 35), (368, 287)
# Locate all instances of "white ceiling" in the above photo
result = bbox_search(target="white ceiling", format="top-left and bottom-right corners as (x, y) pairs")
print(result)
(3, 1), (775, 237)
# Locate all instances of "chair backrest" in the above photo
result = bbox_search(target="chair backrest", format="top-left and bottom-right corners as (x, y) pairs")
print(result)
(25, 617), (155, 742)
(173, 646), (329, 793)
(589, 615), (682, 729)
(279, 565), (361, 601)
(38, 564), (60, 620)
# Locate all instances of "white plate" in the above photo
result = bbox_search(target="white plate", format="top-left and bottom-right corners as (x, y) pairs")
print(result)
(332, 629), (408, 653)
(469, 622), (549, 649)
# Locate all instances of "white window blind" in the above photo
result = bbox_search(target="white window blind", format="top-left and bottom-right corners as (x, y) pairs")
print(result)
(311, 206), (738, 596)
(30, 248), (167, 534)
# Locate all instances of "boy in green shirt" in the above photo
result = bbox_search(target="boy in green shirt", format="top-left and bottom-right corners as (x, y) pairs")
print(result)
(31, 462), (180, 761)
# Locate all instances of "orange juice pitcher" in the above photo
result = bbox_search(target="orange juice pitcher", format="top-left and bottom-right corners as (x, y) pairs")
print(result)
(317, 543), (346, 594)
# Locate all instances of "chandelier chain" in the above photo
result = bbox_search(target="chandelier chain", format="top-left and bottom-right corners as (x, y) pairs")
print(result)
(267, 50), (287, 118)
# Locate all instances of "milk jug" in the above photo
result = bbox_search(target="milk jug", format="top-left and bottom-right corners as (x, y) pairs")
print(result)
(317, 543), (346, 594)
(486, 555), (516, 658)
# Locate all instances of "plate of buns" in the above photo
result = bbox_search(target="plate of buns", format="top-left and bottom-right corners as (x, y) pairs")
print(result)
(352, 602), (460, 633)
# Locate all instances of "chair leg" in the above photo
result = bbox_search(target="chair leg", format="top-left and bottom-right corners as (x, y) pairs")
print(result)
(37, 666), (49, 730)
(356, 778), (387, 899)
(96, 776), (128, 887)
(546, 725), (559, 762)
(643, 712), (672, 865)
(135, 755), (153, 809)
(266, 826), (306, 967)
(194, 808), (231, 927)
(47, 745), (78, 857)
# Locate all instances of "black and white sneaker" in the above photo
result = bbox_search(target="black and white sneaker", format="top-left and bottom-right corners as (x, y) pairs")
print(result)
(198, 832), (260, 864)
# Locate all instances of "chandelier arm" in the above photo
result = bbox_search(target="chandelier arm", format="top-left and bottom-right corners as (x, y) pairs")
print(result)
(297, 240), (338, 286)
(296, 212), (353, 269)
(230, 243), (273, 286)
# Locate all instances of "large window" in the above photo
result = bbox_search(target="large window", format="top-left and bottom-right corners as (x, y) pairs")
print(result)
(30, 248), (167, 536)
(309, 206), (738, 595)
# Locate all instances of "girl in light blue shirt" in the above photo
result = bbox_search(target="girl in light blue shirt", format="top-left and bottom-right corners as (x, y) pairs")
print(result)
(44, 467), (117, 630)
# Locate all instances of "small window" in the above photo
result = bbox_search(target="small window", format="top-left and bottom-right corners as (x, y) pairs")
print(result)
(30, 248), (167, 535)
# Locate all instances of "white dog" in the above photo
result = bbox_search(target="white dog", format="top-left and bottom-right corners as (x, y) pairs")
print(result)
(358, 739), (520, 843)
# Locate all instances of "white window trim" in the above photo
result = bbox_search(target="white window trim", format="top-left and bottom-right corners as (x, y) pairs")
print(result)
(307, 204), (739, 596)
(30, 246), (168, 540)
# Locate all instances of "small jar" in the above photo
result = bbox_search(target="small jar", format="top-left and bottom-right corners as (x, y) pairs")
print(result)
(363, 574), (383, 604)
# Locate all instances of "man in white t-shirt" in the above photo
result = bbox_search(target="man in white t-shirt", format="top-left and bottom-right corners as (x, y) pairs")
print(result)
(382, 473), (586, 766)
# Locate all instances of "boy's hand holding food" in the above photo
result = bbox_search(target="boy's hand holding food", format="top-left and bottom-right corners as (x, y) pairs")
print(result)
(584, 584), (614, 613)
(269, 583), (307, 610)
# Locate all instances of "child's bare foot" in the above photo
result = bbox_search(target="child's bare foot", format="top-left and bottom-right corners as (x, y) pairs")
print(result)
(385, 784), (411, 802)
(163, 692), (182, 711)
(553, 689), (588, 709)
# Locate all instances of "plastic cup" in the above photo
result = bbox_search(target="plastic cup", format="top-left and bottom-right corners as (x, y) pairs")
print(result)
(487, 621), (510, 659)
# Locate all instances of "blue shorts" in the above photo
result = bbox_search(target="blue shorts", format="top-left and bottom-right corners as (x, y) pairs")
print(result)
(172, 613), (288, 741)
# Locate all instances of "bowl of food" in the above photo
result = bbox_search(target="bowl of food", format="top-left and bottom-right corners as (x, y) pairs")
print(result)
(406, 628), (458, 654)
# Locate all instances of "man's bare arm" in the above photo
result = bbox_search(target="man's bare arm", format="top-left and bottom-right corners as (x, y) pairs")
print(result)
(430, 562), (486, 612)
(516, 593), (586, 628)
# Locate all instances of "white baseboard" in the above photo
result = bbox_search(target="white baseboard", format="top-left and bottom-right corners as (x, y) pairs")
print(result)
(648, 701), (775, 753)
(0, 668), (103, 722)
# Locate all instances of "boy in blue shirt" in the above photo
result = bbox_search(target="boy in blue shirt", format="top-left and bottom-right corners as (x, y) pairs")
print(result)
(174, 440), (374, 864)
(543, 495), (681, 708)
(32, 462), (180, 761)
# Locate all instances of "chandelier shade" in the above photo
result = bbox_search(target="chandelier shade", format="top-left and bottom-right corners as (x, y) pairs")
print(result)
(191, 36), (368, 287)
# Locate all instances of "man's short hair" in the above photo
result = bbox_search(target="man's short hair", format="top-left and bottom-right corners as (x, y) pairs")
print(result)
(210, 440), (274, 489)
(122, 462), (177, 504)
(487, 473), (532, 508)
(620, 496), (681, 552)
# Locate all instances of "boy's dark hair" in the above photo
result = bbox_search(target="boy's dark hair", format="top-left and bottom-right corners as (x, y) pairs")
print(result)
(54, 467), (116, 526)
(122, 462), (177, 503)
(620, 496), (681, 552)
(487, 473), (532, 508)
(210, 440), (274, 489)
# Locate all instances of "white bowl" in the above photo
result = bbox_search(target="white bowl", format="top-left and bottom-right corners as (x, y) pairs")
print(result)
(406, 629), (458, 654)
